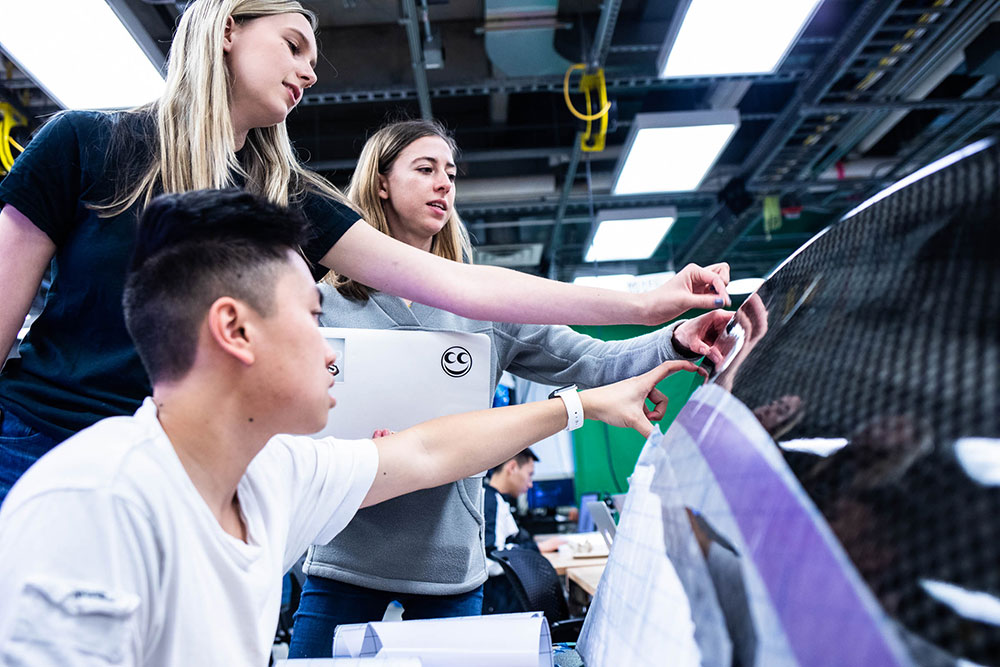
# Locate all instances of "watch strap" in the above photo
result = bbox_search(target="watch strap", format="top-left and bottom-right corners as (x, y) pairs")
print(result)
(550, 385), (584, 431)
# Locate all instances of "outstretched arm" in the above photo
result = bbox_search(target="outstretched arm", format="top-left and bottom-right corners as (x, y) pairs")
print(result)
(494, 309), (732, 389)
(361, 360), (706, 507)
(321, 221), (729, 326)
(0, 205), (55, 360)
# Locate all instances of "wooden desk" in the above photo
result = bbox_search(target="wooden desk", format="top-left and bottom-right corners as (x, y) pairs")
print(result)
(567, 564), (605, 597)
(541, 550), (608, 576)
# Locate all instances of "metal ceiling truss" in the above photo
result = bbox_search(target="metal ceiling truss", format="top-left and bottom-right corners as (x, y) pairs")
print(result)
(299, 71), (809, 106)
(678, 0), (999, 270)
(459, 191), (715, 219)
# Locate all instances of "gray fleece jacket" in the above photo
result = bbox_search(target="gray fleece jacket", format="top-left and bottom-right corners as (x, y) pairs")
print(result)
(304, 283), (695, 594)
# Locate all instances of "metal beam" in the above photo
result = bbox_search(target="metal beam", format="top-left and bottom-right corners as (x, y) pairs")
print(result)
(401, 0), (432, 119)
(801, 97), (1000, 114)
(677, 0), (906, 266)
(310, 145), (624, 172)
(797, 0), (1000, 179)
(299, 71), (809, 106)
(460, 191), (716, 218)
(590, 0), (624, 69)
(545, 136), (583, 279)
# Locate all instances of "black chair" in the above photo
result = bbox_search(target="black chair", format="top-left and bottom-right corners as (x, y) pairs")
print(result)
(487, 547), (584, 643)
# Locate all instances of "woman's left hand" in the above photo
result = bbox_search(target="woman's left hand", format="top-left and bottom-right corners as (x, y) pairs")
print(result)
(639, 263), (731, 325)
(672, 309), (733, 365)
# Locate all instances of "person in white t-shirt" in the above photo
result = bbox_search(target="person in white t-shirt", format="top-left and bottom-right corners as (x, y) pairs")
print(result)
(0, 189), (704, 666)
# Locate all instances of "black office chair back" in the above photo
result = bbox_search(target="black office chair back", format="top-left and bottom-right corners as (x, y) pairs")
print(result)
(488, 547), (569, 622)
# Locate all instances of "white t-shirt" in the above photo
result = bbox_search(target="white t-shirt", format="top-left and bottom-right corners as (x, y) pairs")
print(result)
(0, 398), (378, 666)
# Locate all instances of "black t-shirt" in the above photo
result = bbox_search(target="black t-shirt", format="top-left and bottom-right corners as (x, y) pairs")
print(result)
(0, 110), (359, 440)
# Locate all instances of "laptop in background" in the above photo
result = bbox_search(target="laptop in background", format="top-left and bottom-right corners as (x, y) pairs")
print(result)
(586, 500), (617, 549)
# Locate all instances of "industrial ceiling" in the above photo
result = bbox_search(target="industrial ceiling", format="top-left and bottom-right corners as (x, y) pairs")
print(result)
(2, 0), (999, 283)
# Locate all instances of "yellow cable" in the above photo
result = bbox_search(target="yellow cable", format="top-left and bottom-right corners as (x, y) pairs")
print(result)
(0, 103), (26, 172)
(0, 110), (12, 172)
(563, 64), (611, 122)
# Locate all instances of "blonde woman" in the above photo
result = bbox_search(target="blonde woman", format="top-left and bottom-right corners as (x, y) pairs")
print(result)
(290, 119), (732, 657)
(0, 1), (729, 502)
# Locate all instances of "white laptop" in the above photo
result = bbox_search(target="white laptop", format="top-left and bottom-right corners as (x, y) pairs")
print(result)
(312, 327), (493, 441)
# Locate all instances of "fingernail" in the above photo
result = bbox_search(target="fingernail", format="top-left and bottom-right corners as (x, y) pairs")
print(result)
(714, 298), (724, 307)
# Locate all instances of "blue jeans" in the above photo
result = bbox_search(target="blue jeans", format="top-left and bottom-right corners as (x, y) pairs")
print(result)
(288, 575), (484, 658)
(0, 404), (62, 506)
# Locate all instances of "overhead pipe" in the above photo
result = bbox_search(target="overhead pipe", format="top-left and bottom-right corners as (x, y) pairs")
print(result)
(545, 137), (584, 278)
(401, 0), (433, 119)
(483, 0), (573, 77)
(545, 0), (624, 278)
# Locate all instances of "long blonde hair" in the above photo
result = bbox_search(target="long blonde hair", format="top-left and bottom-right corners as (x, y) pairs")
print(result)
(332, 119), (473, 301)
(97, 0), (351, 215)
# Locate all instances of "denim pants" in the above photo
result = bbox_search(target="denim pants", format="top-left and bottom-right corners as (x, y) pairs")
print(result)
(288, 575), (484, 658)
(0, 404), (62, 506)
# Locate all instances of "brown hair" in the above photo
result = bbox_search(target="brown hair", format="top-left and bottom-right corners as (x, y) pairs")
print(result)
(329, 119), (473, 301)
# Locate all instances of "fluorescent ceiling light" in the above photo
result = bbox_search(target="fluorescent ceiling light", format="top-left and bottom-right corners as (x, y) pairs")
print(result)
(0, 0), (164, 109)
(659, 0), (822, 77)
(612, 111), (739, 195)
(584, 207), (677, 262)
(573, 274), (636, 291)
(727, 277), (765, 295)
(573, 271), (675, 293)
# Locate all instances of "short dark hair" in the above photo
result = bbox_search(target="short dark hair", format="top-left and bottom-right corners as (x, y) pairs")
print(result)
(489, 447), (539, 477)
(123, 189), (311, 384)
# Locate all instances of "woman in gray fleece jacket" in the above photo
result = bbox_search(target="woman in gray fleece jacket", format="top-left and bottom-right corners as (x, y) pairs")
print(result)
(288, 120), (731, 658)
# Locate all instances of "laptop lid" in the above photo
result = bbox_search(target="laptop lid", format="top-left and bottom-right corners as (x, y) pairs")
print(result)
(586, 500), (617, 549)
(313, 327), (492, 442)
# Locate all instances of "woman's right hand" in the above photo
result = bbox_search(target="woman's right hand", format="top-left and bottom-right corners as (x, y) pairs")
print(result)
(639, 263), (731, 325)
(579, 359), (707, 437)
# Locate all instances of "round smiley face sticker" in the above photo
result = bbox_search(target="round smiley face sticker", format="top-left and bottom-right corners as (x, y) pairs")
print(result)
(441, 346), (473, 377)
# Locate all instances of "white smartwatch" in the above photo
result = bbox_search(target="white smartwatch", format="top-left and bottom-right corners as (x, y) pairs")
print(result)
(548, 384), (584, 431)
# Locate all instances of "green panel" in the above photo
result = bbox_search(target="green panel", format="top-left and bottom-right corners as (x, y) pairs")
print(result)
(568, 323), (707, 503)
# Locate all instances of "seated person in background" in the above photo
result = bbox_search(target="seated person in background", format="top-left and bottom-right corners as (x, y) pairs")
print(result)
(484, 448), (564, 555)
(482, 448), (563, 614)
(0, 189), (703, 666)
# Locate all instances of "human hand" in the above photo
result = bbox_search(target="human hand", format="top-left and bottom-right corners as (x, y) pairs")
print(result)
(672, 310), (733, 366)
(712, 292), (769, 391)
(640, 263), (731, 325)
(371, 428), (395, 439)
(537, 536), (566, 553)
(579, 360), (707, 437)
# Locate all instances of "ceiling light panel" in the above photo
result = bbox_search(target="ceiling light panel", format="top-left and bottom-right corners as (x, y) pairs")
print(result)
(0, 0), (164, 109)
(659, 0), (823, 78)
(612, 110), (739, 195)
(573, 271), (676, 292)
(584, 207), (677, 262)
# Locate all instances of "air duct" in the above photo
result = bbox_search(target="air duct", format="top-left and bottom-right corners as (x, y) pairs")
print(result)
(483, 0), (573, 77)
